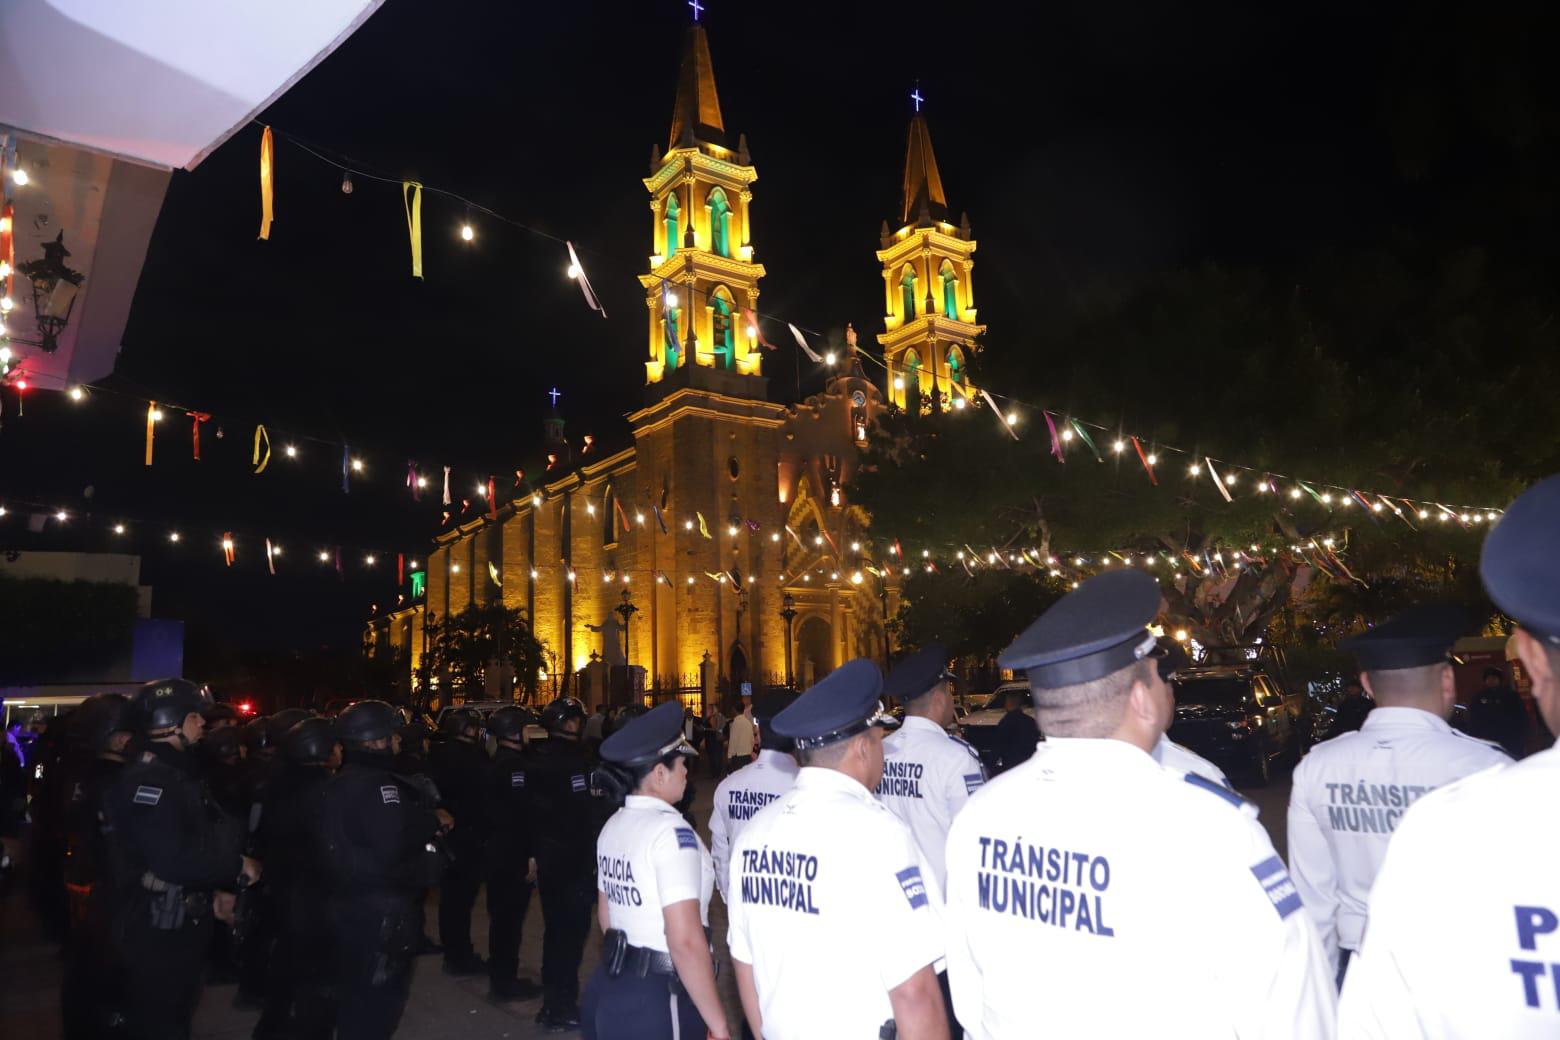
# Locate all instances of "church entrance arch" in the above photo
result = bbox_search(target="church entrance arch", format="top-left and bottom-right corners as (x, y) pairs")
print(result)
(796, 615), (833, 689)
(729, 642), (749, 694)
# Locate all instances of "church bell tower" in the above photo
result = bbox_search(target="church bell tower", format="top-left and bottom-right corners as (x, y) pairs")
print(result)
(638, 21), (767, 399)
(876, 99), (985, 410)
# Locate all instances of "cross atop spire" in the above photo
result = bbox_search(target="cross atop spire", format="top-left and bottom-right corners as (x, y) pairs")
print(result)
(911, 86), (924, 113)
(688, 0), (703, 21)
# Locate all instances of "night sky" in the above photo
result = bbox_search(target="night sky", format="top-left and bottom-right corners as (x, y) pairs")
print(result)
(3, 4), (1556, 678)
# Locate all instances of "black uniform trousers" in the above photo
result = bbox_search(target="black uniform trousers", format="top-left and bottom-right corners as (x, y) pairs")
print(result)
(486, 860), (534, 986)
(119, 913), (213, 1040)
(332, 897), (418, 1040)
(256, 893), (336, 1040)
(537, 863), (595, 1010)
(61, 886), (124, 1039)
(580, 962), (705, 1040)
(438, 838), (484, 960)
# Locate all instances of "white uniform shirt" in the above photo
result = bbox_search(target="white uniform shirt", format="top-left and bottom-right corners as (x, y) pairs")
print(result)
(727, 767), (944, 1040)
(877, 715), (986, 889)
(727, 712), (756, 758)
(1288, 707), (1510, 970)
(709, 749), (799, 901)
(1153, 733), (1233, 789)
(595, 795), (714, 952)
(1339, 746), (1560, 1038)
(943, 738), (1336, 1039)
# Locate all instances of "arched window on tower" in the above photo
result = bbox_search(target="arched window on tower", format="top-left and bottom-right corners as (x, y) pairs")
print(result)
(904, 348), (923, 410)
(899, 265), (917, 321)
(941, 260), (959, 319)
(947, 345), (966, 386)
(665, 194), (680, 258)
(665, 305), (682, 371)
(709, 188), (732, 258)
(711, 287), (736, 370)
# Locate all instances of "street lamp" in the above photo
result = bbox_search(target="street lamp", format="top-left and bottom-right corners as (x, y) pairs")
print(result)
(779, 593), (798, 688)
(18, 232), (83, 354)
(614, 587), (639, 665)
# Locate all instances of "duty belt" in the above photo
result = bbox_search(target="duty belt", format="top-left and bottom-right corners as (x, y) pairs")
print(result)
(602, 928), (676, 977)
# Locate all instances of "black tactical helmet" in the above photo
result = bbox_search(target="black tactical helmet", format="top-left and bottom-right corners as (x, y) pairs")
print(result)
(487, 706), (537, 743)
(398, 720), (432, 755)
(266, 708), (313, 746)
(203, 702), (240, 727)
(538, 697), (587, 735)
(439, 707), (482, 739)
(334, 699), (401, 745)
(281, 717), (338, 764)
(76, 693), (136, 752)
(604, 704), (647, 739)
(204, 725), (242, 760)
(133, 678), (213, 733)
(241, 717), (272, 753)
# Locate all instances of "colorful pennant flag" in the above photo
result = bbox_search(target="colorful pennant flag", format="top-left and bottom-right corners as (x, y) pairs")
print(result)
(258, 126), (275, 240)
(1206, 458), (1233, 503)
(1043, 412), (1066, 464)
(787, 323), (823, 363)
(566, 241), (607, 317)
(401, 181), (424, 280)
(252, 425), (271, 474)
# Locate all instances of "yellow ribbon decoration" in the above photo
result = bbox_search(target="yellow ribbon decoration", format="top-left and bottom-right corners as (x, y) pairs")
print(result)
(402, 181), (423, 280)
(258, 127), (274, 240)
(252, 424), (271, 474)
(145, 401), (156, 466)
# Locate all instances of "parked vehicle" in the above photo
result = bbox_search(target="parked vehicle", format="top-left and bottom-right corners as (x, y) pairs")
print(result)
(1167, 666), (1301, 786)
(959, 680), (1034, 775)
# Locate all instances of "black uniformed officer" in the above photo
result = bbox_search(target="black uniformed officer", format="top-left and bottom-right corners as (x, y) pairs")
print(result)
(238, 707), (313, 1013)
(485, 706), (542, 1002)
(581, 701), (728, 1040)
(392, 720), (443, 957)
(991, 686), (1039, 773)
(103, 678), (257, 1040)
(428, 707), (491, 975)
(254, 717), (339, 1040)
(317, 700), (446, 1040)
(60, 693), (135, 1040)
(527, 697), (602, 1031)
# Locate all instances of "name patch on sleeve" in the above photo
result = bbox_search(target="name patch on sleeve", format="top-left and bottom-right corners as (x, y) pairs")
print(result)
(379, 785), (400, 805)
(570, 774), (588, 793)
(132, 785), (163, 806)
(963, 772), (985, 794)
(1250, 855), (1301, 919)
(510, 771), (526, 788)
(675, 826), (698, 850)
(896, 866), (929, 909)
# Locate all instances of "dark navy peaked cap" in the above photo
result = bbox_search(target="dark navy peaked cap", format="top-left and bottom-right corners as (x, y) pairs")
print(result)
(771, 658), (898, 751)
(883, 643), (953, 702)
(1481, 474), (1560, 645)
(998, 569), (1165, 689)
(598, 700), (697, 768)
(1340, 603), (1470, 672)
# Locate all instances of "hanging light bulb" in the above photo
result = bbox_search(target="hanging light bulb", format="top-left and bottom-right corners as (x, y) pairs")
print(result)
(350, 458), (364, 472)
(273, 546), (284, 557)
(1, 297), (15, 312)
(113, 524), (126, 535)
(1112, 440), (1126, 453)
(824, 351), (838, 366)
(1289, 487), (1303, 500)
(54, 509), (68, 522)
(747, 325), (758, 339)
(461, 223), (475, 242)
(1061, 428), (1074, 442)
(341, 172), (354, 194)
(318, 550), (330, 562)
(532, 493), (542, 507)
(1145, 452), (1157, 465)
(665, 291), (679, 307)
(953, 396), (967, 410)
(770, 531), (780, 542)
(1188, 463), (1201, 477)
(171, 531), (183, 544)
(416, 476), (428, 489)
(149, 407), (164, 422)
(285, 444), (298, 458)
(10, 168), (28, 186)
(893, 377), (905, 390)
(68, 386), (85, 402)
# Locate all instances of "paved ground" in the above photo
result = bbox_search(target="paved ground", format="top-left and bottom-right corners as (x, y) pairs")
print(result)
(0, 761), (1294, 1039)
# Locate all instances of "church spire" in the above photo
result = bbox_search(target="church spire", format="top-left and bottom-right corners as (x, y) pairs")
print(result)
(668, 24), (726, 151)
(901, 114), (948, 226)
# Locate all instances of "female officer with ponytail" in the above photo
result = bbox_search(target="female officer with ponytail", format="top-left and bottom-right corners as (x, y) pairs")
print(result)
(581, 700), (729, 1040)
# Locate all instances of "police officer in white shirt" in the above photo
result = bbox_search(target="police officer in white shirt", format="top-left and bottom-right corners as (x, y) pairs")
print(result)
(1151, 638), (1235, 789)
(709, 691), (798, 903)
(581, 701), (729, 1040)
(728, 659), (950, 1040)
(1339, 474), (1560, 1038)
(944, 570), (1336, 1039)
(1289, 604), (1510, 986)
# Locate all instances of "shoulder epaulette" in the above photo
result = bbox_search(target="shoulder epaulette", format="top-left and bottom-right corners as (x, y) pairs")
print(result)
(1183, 771), (1250, 809)
(1450, 730), (1508, 754)
(949, 734), (982, 761)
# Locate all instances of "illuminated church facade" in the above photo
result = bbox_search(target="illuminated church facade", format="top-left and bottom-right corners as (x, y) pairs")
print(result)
(370, 23), (985, 702)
